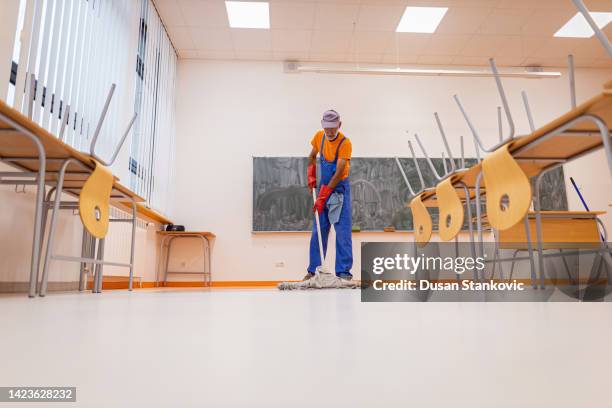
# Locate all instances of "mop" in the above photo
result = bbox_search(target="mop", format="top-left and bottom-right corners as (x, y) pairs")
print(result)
(277, 189), (360, 290)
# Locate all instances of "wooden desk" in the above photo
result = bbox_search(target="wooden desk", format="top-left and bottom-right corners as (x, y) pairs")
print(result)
(0, 99), (144, 297)
(156, 232), (215, 287)
(498, 211), (605, 250)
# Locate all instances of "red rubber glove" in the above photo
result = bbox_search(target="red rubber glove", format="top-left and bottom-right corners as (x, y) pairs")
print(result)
(307, 164), (317, 189)
(313, 184), (333, 214)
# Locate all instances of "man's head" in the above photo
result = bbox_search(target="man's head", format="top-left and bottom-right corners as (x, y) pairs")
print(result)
(321, 109), (341, 140)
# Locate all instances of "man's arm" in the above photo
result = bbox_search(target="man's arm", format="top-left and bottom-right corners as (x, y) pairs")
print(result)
(307, 147), (318, 190)
(326, 158), (347, 190)
(308, 147), (317, 165)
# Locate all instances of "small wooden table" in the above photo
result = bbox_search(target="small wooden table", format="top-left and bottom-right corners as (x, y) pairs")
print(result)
(156, 231), (215, 287)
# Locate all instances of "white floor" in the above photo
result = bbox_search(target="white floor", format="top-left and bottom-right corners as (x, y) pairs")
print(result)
(1, 288), (611, 407)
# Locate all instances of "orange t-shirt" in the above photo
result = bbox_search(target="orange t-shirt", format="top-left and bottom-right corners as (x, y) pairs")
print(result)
(310, 130), (352, 180)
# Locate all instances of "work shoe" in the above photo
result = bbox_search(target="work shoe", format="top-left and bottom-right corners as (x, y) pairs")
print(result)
(302, 273), (315, 281)
(337, 273), (353, 281)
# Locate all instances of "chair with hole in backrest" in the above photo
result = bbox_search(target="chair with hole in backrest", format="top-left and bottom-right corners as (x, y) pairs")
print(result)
(411, 112), (472, 244)
(396, 139), (433, 247)
(481, 143), (532, 231)
(79, 160), (114, 239)
(436, 176), (465, 241)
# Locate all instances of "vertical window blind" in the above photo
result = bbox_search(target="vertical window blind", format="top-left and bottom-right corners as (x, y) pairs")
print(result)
(131, 0), (177, 213)
(6, 0), (176, 215)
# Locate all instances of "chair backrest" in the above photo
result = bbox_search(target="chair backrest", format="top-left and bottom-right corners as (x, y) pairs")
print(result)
(410, 195), (433, 246)
(435, 177), (464, 241)
(79, 161), (114, 239)
(481, 144), (532, 231)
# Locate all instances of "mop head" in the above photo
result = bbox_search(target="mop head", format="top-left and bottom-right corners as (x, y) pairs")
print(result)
(277, 268), (360, 290)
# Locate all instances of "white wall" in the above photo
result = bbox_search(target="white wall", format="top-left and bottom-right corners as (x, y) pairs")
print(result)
(173, 59), (612, 282)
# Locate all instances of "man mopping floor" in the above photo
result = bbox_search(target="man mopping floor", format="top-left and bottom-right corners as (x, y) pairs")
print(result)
(278, 110), (358, 290)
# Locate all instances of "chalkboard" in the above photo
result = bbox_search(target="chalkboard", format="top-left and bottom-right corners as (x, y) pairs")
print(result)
(252, 157), (567, 232)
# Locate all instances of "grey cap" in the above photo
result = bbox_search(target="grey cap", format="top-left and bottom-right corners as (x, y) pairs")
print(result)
(321, 109), (340, 128)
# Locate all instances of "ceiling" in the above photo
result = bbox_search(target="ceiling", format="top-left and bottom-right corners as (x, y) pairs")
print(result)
(153, 0), (612, 68)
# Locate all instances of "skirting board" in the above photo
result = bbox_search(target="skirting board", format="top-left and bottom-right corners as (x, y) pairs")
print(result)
(0, 281), (80, 293)
(2, 279), (601, 293)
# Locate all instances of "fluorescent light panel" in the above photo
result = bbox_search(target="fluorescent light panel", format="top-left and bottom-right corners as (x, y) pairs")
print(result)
(554, 12), (612, 38)
(292, 65), (561, 79)
(396, 7), (448, 33)
(225, 1), (270, 29)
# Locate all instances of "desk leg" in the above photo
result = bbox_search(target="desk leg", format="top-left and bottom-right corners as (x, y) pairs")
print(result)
(492, 229), (504, 281)
(79, 228), (88, 291)
(39, 159), (73, 297)
(523, 217), (537, 289)
(200, 235), (212, 287)
(459, 183), (478, 281)
(128, 200), (137, 291)
(156, 235), (167, 287)
(474, 171), (485, 281)
(28, 136), (47, 298)
(534, 165), (563, 289)
(164, 237), (177, 284)
(93, 238), (106, 293)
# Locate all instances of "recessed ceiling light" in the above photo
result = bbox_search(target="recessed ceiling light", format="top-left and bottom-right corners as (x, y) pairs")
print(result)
(554, 12), (612, 38)
(396, 7), (448, 33)
(225, 1), (270, 29)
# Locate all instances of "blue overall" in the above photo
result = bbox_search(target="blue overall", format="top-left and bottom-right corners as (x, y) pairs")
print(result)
(307, 135), (353, 277)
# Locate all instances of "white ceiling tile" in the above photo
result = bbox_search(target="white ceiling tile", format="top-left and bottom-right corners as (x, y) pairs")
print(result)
(405, 0), (454, 6)
(416, 55), (455, 65)
(584, 0), (612, 11)
(435, 7), (493, 35)
(179, 0), (229, 28)
(153, 0), (611, 66)
(461, 35), (499, 56)
(351, 31), (394, 53)
(536, 38), (584, 59)
(154, 0), (186, 26)
(189, 28), (234, 51)
(232, 29), (273, 51)
(307, 52), (349, 63)
(347, 53), (384, 64)
(273, 50), (311, 61)
(448, 0), (499, 7)
(381, 54), (419, 64)
(198, 49), (236, 59)
(235, 51), (274, 61)
(522, 56), (569, 67)
(360, 0), (411, 5)
(269, 2), (316, 30)
(587, 58), (612, 68)
(572, 37), (611, 59)
(495, 0), (573, 10)
(490, 55), (526, 66)
(313, 3), (361, 31)
(423, 34), (471, 56)
(520, 36), (550, 57)
(521, 9), (575, 36)
(451, 55), (490, 66)
(355, 5), (404, 31)
(177, 49), (199, 59)
(165, 26), (194, 49)
(454, 55), (526, 67)
(479, 8), (532, 35)
(386, 32), (431, 55)
(493, 36), (523, 57)
(310, 30), (353, 53)
(271, 30), (312, 52)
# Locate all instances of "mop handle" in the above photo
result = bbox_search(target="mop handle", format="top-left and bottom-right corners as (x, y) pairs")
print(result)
(312, 188), (325, 263)
(570, 176), (605, 242)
